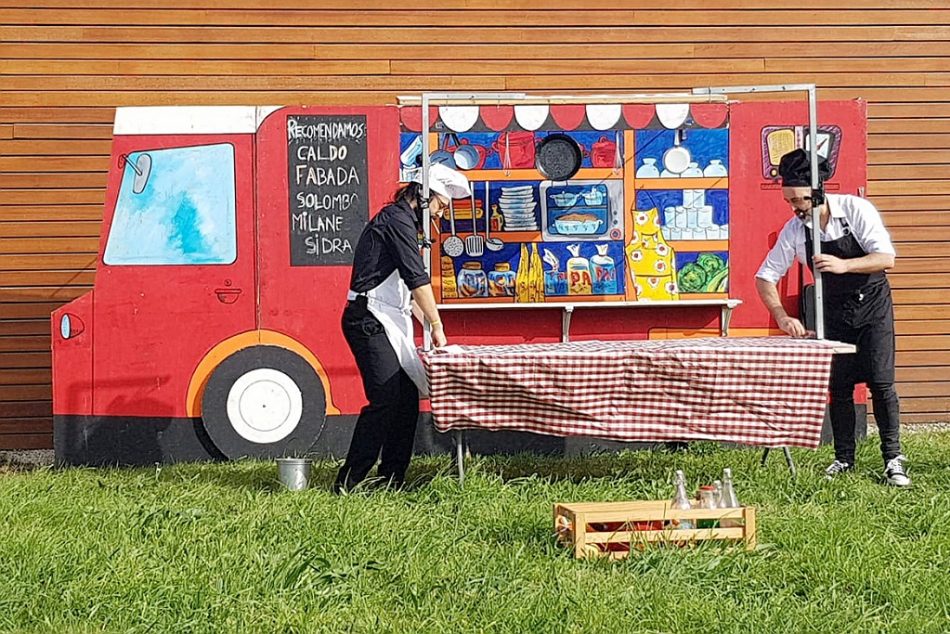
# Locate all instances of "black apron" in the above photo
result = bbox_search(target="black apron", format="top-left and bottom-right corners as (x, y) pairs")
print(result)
(805, 219), (895, 390)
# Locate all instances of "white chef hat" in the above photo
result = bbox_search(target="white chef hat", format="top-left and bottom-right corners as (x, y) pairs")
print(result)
(413, 162), (471, 200)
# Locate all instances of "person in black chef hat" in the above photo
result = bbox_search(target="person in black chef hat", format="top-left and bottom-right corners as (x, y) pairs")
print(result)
(754, 148), (909, 486)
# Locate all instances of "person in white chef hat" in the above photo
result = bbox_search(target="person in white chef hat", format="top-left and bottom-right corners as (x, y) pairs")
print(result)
(335, 163), (471, 493)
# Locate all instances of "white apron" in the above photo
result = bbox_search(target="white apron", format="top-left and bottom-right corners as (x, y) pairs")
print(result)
(358, 270), (429, 397)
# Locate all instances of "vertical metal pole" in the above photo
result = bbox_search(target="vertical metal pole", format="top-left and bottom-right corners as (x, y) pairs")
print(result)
(421, 94), (433, 351)
(454, 429), (465, 487)
(782, 446), (797, 477)
(807, 86), (825, 340)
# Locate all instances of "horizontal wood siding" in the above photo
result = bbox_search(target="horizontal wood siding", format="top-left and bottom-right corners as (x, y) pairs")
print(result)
(2, 2), (948, 448)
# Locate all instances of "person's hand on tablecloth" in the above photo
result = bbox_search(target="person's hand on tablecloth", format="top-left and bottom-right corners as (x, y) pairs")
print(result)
(777, 315), (809, 338)
(431, 323), (447, 348)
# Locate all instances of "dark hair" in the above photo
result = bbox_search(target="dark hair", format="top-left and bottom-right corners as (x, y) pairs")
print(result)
(392, 181), (426, 227)
(393, 181), (423, 206)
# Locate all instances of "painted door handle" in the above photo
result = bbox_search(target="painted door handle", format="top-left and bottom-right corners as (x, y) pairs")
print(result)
(215, 288), (242, 304)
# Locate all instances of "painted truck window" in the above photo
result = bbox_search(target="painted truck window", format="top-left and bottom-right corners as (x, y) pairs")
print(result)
(104, 143), (237, 265)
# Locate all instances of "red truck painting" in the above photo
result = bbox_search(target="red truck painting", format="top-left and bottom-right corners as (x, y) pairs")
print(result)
(51, 99), (867, 465)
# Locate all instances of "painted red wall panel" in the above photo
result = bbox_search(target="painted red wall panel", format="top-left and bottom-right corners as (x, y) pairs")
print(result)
(256, 106), (401, 414)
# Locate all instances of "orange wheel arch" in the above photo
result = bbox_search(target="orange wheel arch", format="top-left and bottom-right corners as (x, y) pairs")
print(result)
(185, 330), (341, 418)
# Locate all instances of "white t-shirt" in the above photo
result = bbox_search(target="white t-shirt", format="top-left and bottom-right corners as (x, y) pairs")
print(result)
(755, 193), (896, 284)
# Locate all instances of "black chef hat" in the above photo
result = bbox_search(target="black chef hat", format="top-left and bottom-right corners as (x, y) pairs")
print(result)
(778, 148), (832, 187)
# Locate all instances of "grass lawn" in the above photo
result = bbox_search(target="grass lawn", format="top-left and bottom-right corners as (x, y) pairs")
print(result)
(2, 433), (949, 634)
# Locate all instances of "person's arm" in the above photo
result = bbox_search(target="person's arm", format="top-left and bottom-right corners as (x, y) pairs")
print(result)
(820, 195), (896, 274)
(813, 251), (894, 275)
(410, 284), (446, 347)
(409, 299), (425, 324)
(755, 277), (809, 337)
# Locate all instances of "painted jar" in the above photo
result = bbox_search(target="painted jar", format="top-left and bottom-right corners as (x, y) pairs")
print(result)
(457, 262), (488, 298)
(488, 262), (516, 297)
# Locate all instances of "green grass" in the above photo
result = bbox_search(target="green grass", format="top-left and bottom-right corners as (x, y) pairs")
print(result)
(2, 434), (949, 634)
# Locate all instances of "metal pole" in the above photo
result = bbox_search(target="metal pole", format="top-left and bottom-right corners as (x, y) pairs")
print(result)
(421, 93), (433, 351)
(807, 86), (825, 340)
(454, 429), (465, 487)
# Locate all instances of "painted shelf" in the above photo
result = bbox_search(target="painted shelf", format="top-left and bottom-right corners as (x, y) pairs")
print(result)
(668, 240), (729, 251)
(635, 177), (729, 189)
(460, 168), (622, 181)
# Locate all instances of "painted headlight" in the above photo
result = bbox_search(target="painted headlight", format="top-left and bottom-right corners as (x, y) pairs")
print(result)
(60, 314), (84, 339)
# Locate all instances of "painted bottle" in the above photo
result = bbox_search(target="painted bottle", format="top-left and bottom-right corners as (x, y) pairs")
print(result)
(440, 256), (458, 299)
(515, 243), (532, 302)
(542, 248), (565, 296)
(529, 243), (545, 301)
(566, 244), (592, 295)
(590, 244), (618, 295)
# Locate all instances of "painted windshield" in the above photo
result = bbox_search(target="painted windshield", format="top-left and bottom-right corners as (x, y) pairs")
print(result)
(104, 143), (237, 265)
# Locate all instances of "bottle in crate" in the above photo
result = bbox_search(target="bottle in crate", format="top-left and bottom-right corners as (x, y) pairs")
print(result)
(720, 468), (741, 528)
(671, 470), (694, 529)
(697, 485), (719, 529)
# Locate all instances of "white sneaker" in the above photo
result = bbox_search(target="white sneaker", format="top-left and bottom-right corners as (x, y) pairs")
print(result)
(884, 455), (911, 487)
(824, 459), (853, 480)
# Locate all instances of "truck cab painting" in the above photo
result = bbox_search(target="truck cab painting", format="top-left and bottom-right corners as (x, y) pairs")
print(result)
(53, 106), (399, 464)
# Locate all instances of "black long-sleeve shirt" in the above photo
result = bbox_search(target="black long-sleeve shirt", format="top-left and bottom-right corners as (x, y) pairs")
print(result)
(348, 200), (430, 293)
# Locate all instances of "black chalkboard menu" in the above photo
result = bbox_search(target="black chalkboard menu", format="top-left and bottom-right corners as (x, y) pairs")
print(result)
(287, 114), (369, 266)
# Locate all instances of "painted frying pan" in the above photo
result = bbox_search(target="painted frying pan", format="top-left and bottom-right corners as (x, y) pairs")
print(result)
(535, 133), (583, 181)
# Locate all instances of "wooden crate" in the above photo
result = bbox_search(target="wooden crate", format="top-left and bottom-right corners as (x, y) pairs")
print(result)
(554, 500), (757, 560)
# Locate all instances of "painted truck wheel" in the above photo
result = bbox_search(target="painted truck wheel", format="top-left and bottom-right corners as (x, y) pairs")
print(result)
(201, 345), (326, 459)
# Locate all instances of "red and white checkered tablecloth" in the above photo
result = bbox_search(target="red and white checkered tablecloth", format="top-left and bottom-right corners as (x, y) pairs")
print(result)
(421, 337), (841, 449)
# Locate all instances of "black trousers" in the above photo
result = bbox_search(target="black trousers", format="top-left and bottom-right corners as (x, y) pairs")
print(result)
(335, 297), (420, 491)
(825, 290), (902, 465)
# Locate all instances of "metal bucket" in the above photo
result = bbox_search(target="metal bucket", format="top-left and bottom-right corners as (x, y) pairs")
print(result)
(277, 457), (311, 491)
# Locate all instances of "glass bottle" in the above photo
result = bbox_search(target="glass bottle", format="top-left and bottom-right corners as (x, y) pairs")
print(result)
(697, 485), (719, 529)
(720, 468), (740, 528)
(671, 470), (694, 529)
(720, 468), (740, 508)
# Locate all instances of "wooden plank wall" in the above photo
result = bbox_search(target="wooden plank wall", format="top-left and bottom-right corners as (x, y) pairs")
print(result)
(1, 1), (948, 449)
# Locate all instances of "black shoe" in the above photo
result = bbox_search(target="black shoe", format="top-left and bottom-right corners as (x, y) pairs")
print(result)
(824, 459), (854, 480)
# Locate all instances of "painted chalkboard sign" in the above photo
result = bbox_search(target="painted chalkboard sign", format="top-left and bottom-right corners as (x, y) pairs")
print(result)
(287, 114), (369, 266)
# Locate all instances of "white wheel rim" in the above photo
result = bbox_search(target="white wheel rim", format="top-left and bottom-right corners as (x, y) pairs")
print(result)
(225, 368), (302, 444)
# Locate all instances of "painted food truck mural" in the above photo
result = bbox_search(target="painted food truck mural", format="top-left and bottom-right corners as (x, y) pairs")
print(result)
(399, 103), (731, 304)
(51, 99), (867, 465)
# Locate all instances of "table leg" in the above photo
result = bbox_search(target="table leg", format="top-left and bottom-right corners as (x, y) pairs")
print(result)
(782, 446), (797, 477)
(761, 447), (797, 477)
(454, 429), (465, 488)
(561, 306), (575, 343)
(720, 305), (734, 337)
